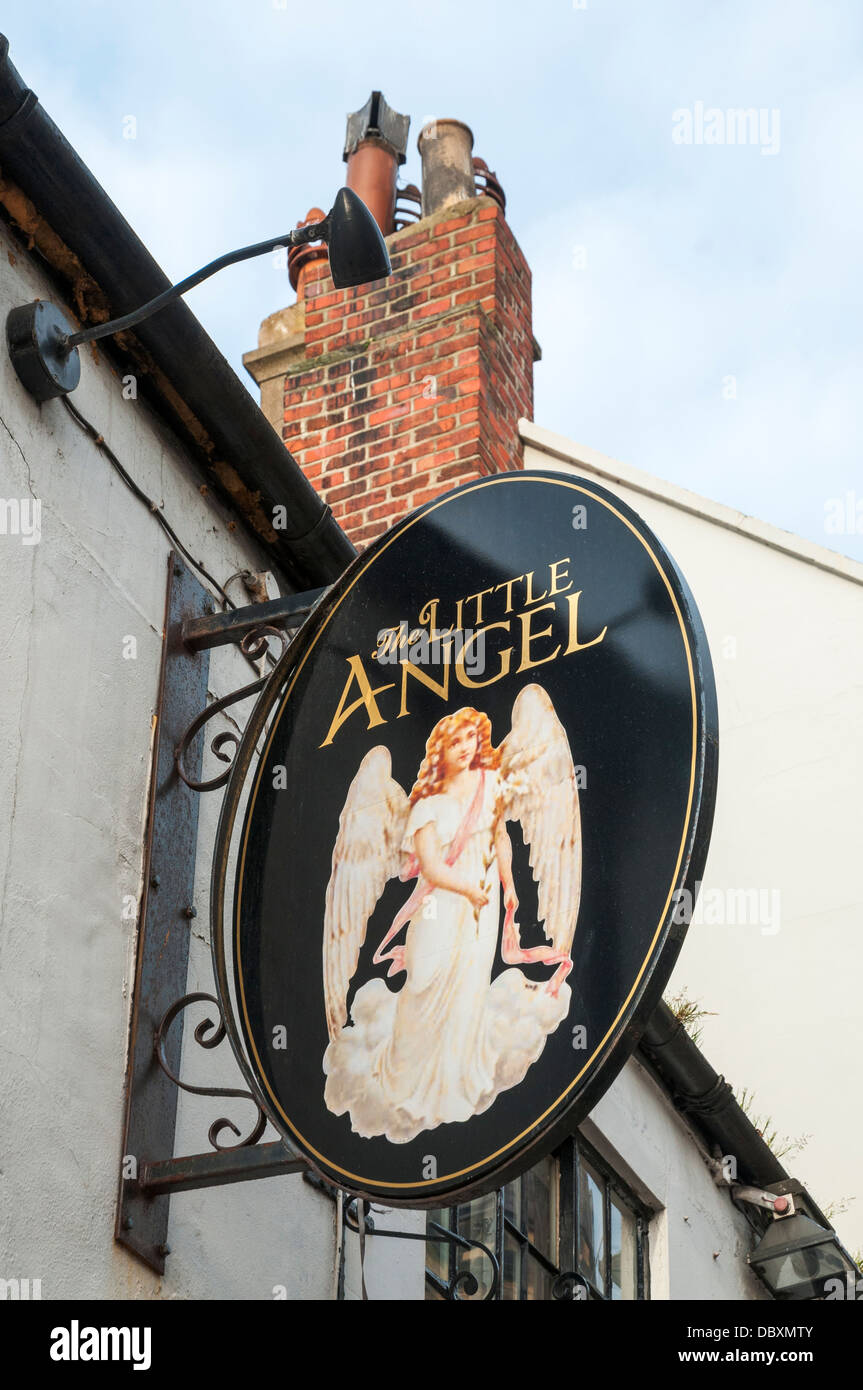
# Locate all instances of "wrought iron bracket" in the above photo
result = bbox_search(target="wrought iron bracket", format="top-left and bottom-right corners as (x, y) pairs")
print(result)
(344, 1199), (501, 1300)
(116, 554), (318, 1276)
(174, 626), (288, 792)
(181, 586), (327, 652)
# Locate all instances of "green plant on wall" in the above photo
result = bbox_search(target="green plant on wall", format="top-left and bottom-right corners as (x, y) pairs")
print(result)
(663, 986), (717, 1047)
(733, 1086), (811, 1161)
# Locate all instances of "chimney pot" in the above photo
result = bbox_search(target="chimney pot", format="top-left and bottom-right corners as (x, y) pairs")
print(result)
(288, 208), (328, 297)
(417, 119), (475, 218)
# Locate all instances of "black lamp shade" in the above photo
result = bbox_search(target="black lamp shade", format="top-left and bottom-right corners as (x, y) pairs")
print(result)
(748, 1212), (857, 1300)
(326, 187), (391, 289)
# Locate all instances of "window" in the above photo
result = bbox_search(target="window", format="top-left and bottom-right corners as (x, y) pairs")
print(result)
(426, 1134), (651, 1300)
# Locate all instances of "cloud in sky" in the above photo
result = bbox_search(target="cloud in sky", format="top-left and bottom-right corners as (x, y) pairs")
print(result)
(4, 0), (861, 560)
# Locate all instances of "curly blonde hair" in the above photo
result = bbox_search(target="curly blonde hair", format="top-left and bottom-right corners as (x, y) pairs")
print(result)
(409, 707), (500, 805)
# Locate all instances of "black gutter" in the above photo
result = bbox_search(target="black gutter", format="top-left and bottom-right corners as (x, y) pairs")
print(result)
(0, 34), (356, 591)
(638, 1001), (788, 1189)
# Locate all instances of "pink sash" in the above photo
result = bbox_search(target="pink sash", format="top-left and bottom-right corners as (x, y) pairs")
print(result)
(389, 770), (486, 936)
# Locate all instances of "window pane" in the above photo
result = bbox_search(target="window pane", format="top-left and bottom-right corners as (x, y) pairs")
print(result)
(456, 1193), (497, 1300)
(610, 1195), (637, 1301)
(504, 1173), (522, 1228)
(577, 1159), (606, 1293)
(526, 1254), (555, 1301)
(426, 1206), (451, 1292)
(524, 1155), (558, 1263)
(502, 1229), (523, 1300)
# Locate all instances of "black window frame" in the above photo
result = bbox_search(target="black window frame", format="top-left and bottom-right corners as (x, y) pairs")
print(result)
(425, 1131), (652, 1301)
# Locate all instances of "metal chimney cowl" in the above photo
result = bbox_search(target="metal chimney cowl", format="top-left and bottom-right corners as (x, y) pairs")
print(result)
(344, 92), (410, 237)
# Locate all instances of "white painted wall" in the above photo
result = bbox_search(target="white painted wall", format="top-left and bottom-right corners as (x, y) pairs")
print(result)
(523, 419), (863, 1258)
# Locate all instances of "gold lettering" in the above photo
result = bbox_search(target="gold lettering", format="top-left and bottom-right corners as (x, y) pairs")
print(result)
(549, 557), (573, 597)
(464, 586), (495, 625)
(493, 575), (524, 614)
(564, 591), (607, 654)
(517, 602), (561, 672)
(417, 597), (439, 630)
(455, 622), (513, 689)
(374, 626), (401, 659)
(523, 570), (548, 607)
(398, 657), (451, 716)
(320, 656), (395, 747)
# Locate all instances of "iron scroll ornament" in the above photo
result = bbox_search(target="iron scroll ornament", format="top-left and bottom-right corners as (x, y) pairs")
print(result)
(210, 471), (719, 1208)
(175, 626), (288, 792)
(153, 992), (268, 1150)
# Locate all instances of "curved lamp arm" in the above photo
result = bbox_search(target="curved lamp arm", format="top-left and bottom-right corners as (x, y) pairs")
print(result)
(64, 219), (329, 351)
(6, 186), (390, 402)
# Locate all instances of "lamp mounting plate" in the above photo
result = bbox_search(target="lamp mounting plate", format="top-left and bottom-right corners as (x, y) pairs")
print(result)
(7, 300), (81, 402)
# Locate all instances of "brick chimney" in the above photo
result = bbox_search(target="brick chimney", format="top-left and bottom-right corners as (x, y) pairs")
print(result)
(243, 98), (537, 550)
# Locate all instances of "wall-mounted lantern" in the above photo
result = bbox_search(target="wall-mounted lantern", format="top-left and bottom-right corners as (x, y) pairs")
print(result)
(6, 187), (390, 402)
(733, 1178), (859, 1300)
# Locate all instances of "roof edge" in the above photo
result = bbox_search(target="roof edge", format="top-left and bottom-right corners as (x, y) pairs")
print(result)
(637, 1000), (788, 1190)
(0, 33), (355, 590)
(520, 418), (863, 588)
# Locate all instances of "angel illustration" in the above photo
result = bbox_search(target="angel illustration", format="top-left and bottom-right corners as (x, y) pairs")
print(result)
(322, 683), (582, 1144)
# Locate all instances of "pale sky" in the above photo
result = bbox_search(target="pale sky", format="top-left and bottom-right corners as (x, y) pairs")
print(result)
(6, 0), (861, 567)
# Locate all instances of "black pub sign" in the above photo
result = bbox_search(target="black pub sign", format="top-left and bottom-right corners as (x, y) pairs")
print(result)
(217, 472), (717, 1204)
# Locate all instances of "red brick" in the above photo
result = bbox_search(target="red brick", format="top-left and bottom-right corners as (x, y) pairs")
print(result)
(327, 480), (367, 504)
(410, 484), (450, 509)
(389, 228), (431, 254)
(267, 200), (532, 547)
(435, 214), (471, 235)
(415, 297), (456, 320)
(464, 252), (496, 275)
(453, 228), (497, 251)
(368, 403), (412, 427)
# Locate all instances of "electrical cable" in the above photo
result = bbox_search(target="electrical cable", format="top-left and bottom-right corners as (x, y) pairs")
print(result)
(61, 394), (238, 610)
(60, 395), (278, 674)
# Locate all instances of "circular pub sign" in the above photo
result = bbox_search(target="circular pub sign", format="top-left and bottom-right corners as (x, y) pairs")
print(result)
(213, 471), (718, 1205)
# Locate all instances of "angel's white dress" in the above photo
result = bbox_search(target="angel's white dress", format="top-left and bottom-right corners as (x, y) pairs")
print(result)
(323, 769), (571, 1143)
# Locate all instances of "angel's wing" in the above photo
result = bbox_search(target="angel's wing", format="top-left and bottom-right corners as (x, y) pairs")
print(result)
(323, 747), (409, 1043)
(499, 683), (582, 954)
